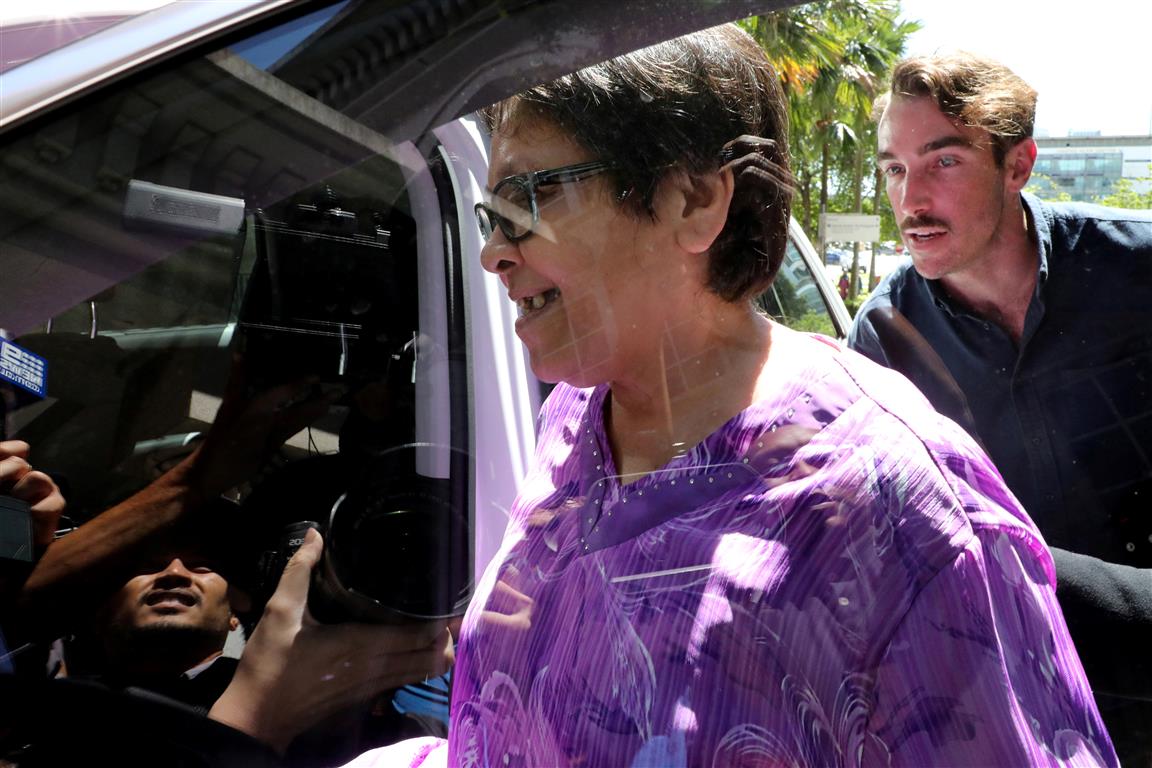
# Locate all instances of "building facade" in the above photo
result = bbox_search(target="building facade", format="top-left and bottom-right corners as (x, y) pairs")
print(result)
(1033, 133), (1152, 203)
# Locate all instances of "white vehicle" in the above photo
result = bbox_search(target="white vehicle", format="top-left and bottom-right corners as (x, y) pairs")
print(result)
(0, 1), (848, 761)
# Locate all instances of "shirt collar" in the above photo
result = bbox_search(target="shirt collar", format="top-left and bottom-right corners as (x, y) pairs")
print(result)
(1021, 192), (1051, 287)
(924, 279), (962, 317)
(181, 653), (226, 681)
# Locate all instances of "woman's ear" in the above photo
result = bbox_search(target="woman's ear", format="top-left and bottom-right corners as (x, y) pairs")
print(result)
(668, 169), (735, 255)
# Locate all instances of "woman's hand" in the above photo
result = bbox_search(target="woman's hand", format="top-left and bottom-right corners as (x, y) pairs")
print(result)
(209, 528), (455, 753)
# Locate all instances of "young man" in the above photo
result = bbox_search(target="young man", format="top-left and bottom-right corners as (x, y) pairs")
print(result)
(849, 51), (1152, 765)
(84, 530), (247, 711)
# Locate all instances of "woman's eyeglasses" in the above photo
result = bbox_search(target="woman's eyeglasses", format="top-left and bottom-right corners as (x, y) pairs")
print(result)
(474, 160), (612, 242)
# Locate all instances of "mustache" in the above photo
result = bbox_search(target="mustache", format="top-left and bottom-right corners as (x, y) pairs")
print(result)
(900, 215), (949, 231)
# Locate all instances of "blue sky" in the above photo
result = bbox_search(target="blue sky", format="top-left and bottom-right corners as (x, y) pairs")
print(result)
(898, 0), (1152, 137)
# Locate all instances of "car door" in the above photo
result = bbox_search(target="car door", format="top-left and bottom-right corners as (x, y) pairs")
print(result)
(0, 0), (841, 582)
(0, 2), (845, 760)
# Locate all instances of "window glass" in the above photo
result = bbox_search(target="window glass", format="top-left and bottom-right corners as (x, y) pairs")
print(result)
(0, 1), (845, 555)
(2, 21), (442, 501)
(0, 1), (473, 659)
(758, 238), (837, 336)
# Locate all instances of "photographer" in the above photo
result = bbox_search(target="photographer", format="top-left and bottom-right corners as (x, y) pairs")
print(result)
(76, 512), (253, 712)
(0, 440), (65, 671)
(15, 362), (333, 642)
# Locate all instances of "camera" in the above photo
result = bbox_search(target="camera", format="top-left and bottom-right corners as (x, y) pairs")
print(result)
(0, 495), (34, 584)
(242, 182), (469, 624)
(238, 186), (415, 392)
(253, 444), (471, 624)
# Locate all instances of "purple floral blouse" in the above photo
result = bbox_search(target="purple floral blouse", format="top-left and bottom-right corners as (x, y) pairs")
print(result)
(349, 332), (1116, 767)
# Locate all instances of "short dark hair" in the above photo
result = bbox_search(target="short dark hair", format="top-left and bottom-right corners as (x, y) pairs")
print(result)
(481, 24), (791, 302)
(874, 51), (1037, 165)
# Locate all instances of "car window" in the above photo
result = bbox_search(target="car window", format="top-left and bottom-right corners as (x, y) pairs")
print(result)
(758, 236), (838, 336)
(2, 19), (446, 494)
(0, 0), (846, 569)
(1, 11), (491, 758)
(0, 0), (841, 697)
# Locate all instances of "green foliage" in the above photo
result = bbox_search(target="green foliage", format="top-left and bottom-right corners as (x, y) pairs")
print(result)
(1025, 172), (1073, 203)
(1094, 172), (1152, 209)
(740, 1), (920, 246)
(746, 0), (916, 246)
(844, 291), (869, 318)
(789, 310), (839, 335)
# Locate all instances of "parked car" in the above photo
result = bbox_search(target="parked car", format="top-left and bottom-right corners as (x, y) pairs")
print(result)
(0, 0), (850, 761)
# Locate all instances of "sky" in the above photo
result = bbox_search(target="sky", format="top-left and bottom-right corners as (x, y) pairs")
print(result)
(4, 0), (1148, 137)
(897, 0), (1152, 137)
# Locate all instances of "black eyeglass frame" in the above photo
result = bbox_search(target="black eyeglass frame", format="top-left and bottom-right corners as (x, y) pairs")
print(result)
(474, 160), (613, 242)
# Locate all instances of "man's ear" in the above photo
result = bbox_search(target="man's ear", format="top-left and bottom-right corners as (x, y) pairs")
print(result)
(1004, 137), (1037, 193)
(669, 169), (735, 255)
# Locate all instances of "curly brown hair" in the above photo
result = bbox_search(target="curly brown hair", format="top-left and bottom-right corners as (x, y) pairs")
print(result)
(874, 51), (1037, 165)
(481, 24), (792, 303)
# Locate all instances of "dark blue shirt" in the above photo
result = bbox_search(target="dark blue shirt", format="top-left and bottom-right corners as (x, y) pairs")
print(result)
(849, 193), (1152, 567)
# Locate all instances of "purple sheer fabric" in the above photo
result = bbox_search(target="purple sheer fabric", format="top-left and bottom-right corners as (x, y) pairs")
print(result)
(354, 331), (1116, 767)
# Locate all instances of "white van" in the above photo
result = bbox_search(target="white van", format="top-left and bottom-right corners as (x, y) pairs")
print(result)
(0, 1), (848, 761)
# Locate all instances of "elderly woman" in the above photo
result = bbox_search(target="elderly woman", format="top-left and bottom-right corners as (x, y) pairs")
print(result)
(212, 24), (1116, 767)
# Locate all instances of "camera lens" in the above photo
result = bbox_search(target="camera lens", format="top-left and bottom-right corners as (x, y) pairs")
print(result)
(316, 470), (469, 622)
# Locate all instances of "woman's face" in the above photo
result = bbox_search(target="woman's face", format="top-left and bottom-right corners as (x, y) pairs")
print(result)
(481, 118), (684, 387)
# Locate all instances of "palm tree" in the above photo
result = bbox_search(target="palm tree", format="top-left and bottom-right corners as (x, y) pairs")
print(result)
(833, 9), (919, 298)
(742, 0), (919, 290)
(740, 3), (848, 235)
